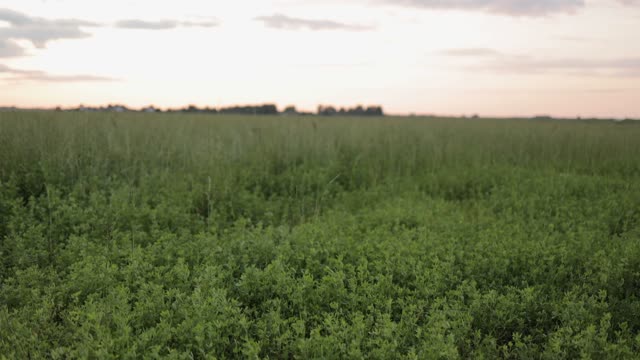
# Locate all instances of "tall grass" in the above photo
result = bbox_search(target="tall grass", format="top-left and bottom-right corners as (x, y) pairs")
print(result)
(1, 112), (638, 185)
(1, 112), (639, 358)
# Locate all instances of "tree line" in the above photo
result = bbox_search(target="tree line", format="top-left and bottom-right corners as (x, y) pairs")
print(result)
(62, 104), (384, 116)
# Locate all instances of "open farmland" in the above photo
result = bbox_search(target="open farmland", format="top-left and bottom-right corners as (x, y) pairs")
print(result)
(1, 112), (640, 358)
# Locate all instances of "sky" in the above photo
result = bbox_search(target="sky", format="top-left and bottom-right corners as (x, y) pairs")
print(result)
(0, 0), (639, 118)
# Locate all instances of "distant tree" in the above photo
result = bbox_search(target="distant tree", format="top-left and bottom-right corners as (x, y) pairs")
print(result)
(283, 106), (297, 115)
(185, 105), (200, 113)
(317, 105), (337, 116)
(316, 105), (384, 117)
(218, 104), (278, 115)
(351, 105), (365, 116)
(365, 106), (383, 116)
(260, 104), (278, 115)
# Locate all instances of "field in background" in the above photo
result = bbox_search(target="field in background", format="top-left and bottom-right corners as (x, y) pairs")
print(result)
(1, 112), (639, 358)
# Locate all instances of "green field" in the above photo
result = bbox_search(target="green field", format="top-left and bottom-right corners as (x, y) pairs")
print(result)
(1, 112), (640, 358)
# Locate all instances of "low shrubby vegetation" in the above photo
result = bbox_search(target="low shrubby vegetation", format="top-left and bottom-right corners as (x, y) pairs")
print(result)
(0, 112), (639, 358)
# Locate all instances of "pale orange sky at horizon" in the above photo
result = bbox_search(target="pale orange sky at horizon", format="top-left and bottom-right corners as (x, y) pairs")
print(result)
(1, 0), (639, 118)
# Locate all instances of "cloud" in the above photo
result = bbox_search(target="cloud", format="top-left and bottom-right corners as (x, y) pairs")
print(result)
(114, 19), (218, 30)
(0, 63), (117, 82)
(439, 47), (640, 77)
(0, 8), (98, 49)
(376, 0), (586, 16)
(0, 39), (25, 57)
(0, 8), (219, 57)
(0, 8), (30, 25)
(115, 19), (177, 30)
(180, 20), (219, 27)
(487, 56), (640, 76)
(255, 14), (374, 31)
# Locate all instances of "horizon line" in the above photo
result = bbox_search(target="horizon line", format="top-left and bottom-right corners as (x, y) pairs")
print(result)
(0, 104), (637, 121)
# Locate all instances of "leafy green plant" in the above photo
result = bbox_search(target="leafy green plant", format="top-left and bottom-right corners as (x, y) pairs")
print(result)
(0, 112), (639, 358)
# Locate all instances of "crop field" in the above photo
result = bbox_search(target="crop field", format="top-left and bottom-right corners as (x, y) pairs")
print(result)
(1, 112), (640, 358)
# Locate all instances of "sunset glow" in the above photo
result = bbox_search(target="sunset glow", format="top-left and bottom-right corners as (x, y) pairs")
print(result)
(1, 0), (639, 117)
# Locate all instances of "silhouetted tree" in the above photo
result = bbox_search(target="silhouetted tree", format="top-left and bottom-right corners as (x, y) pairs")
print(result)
(317, 105), (337, 116)
(283, 106), (297, 115)
(365, 106), (383, 116)
(317, 105), (384, 117)
(218, 104), (278, 115)
(351, 105), (365, 116)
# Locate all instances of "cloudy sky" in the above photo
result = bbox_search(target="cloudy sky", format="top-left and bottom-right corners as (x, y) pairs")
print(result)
(1, 0), (639, 117)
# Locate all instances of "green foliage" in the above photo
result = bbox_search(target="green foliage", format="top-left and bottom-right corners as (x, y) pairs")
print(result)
(0, 112), (639, 358)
